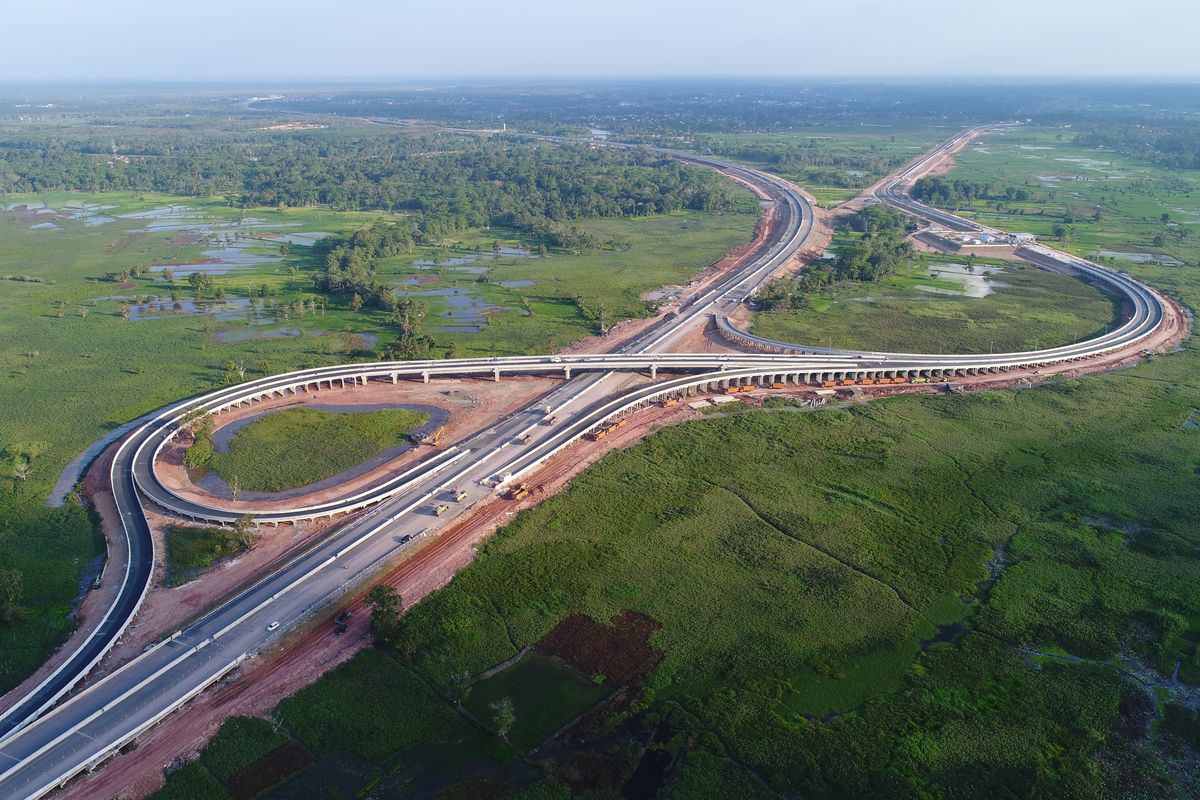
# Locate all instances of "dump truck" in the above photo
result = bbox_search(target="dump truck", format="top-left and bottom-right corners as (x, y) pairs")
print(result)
(659, 398), (679, 408)
(505, 482), (530, 501)
(452, 489), (469, 502)
(433, 504), (450, 516)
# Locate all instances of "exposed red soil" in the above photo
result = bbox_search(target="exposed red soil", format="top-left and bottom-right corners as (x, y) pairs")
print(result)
(226, 741), (312, 800)
(157, 377), (558, 513)
(52, 304), (1191, 798)
(536, 611), (663, 687)
(46, 141), (1193, 800)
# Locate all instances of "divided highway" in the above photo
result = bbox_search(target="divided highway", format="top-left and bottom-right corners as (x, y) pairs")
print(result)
(0, 126), (1172, 800)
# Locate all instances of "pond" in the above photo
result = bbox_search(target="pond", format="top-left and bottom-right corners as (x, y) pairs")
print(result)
(396, 286), (524, 332)
(914, 263), (1009, 299)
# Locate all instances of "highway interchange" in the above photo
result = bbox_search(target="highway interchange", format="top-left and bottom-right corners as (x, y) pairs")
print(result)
(0, 126), (1176, 799)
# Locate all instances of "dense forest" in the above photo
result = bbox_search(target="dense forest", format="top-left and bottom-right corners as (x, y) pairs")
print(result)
(0, 129), (739, 239)
(756, 205), (914, 311)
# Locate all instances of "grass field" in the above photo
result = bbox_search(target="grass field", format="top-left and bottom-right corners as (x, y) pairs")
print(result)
(0, 189), (753, 695)
(387, 203), (760, 357)
(205, 407), (429, 493)
(751, 252), (1121, 353)
(933, 126), (1200, 270)
(163, 525), (247, 587)
(165, 326), (1200, 796)
(157, 128), (1200, 797)
(463, 650), (610, 751)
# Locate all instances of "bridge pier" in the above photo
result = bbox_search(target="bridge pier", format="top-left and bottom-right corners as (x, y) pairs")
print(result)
(563, 366), (571, 380)
(494, 367), (501, 382)
(422, 371), (430, 384)
(650, 364), (657, 380)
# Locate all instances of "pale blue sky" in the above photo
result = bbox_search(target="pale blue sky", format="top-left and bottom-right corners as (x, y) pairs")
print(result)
(4, 0), (1196, 81)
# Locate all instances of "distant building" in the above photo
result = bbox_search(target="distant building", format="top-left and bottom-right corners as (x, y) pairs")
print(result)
(1012, 232), (1037, 244)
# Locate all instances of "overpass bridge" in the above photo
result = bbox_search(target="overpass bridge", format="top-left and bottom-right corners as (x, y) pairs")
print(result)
(0, 125), (1177, 800)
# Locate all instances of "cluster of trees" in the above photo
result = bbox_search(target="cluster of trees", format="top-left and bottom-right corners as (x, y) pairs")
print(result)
(756, 206), (913, 311)
(911, 176), (1033, 206)
(381, 298), (435, 360)
(310, 222), (413, 312)
(1076, 124), (1200, 171)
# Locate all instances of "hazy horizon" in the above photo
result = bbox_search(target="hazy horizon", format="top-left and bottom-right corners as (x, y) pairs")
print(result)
(4, 0), (1196, 83)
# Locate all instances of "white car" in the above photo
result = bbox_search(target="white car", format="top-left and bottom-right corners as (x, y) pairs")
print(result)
(266, 621), (280, 632)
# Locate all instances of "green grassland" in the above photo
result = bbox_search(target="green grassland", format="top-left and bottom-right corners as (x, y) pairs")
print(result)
(937, 127), (1200, 268)
(751, 251), (1121, 353)
(381, 201), (761, 357)
(206, 407), (429, 493)
(199, 717), (292, 782)
(155, 129), (1200, 794)
(463, 650), (611, 751)
(163, 525), (247, 587)
(0, 189), (754, 694)
(163, 328), (1200, 796)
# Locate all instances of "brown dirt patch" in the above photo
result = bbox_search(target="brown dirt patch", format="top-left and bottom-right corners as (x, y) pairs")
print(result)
(225, 740), (312, 800)
(537, 611), (663, 687)
(105, 233), (139, 255)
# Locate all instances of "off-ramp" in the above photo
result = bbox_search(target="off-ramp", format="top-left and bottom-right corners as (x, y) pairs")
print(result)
(0, 126), (1178, 800)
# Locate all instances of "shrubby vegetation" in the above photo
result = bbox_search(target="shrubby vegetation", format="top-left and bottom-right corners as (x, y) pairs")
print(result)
(164, 519), (255, 587)
(161, 352), (1200, 797)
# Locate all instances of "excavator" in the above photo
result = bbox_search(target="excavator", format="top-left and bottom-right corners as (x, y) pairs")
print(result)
(413, 425), (445, 447)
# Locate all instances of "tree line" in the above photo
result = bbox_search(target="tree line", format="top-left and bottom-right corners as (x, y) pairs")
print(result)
(1075, 123), (1200, 171)
(910, 176), (1033, 207)
(0, 130), (739, 230)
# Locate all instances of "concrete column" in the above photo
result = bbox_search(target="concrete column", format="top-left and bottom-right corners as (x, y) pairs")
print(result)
(650, 364), (657, 380)
(391, 374), (398, 384)
(422, 371), (430, 384)
(563, 366), (571, 380)
(494, 367), (501, 382)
